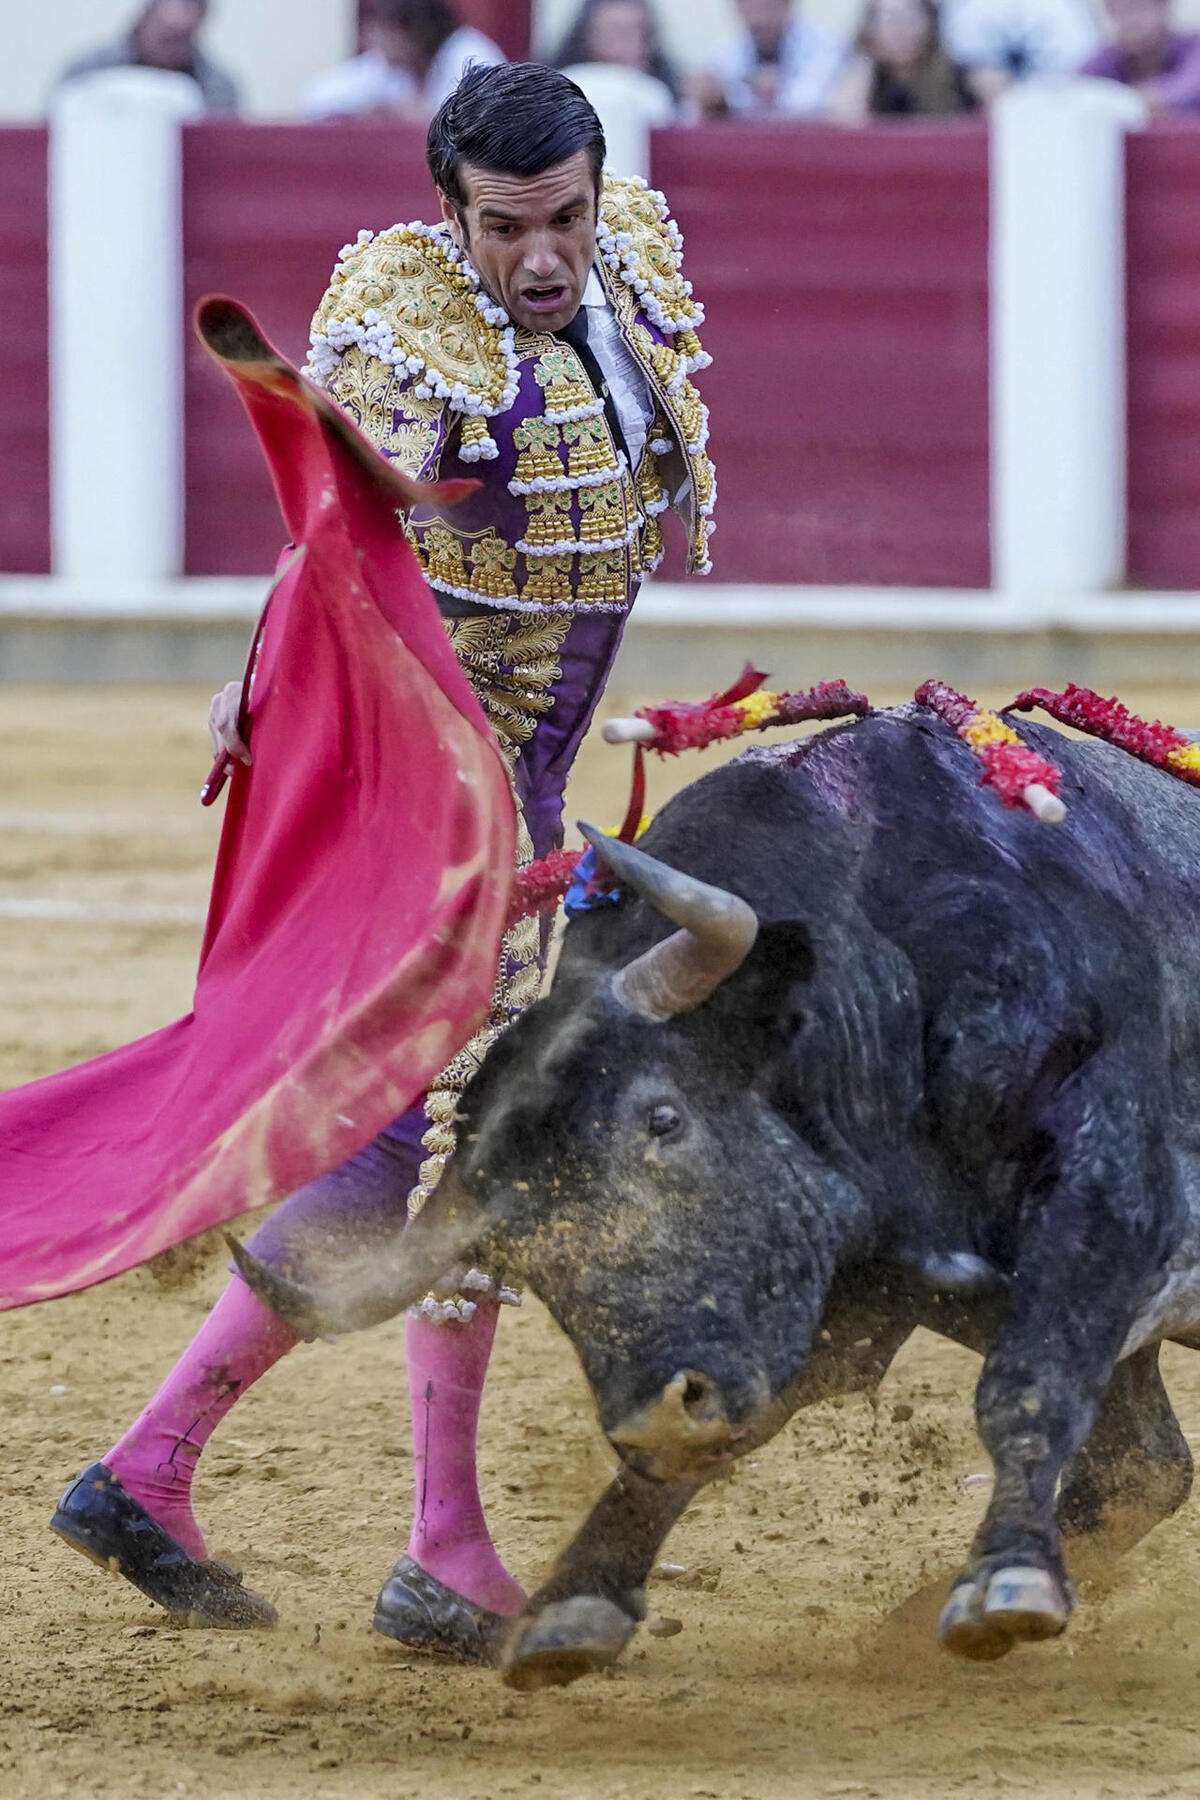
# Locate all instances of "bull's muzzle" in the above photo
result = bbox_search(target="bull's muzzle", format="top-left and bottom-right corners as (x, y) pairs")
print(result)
(607, 1369), (748, 1482)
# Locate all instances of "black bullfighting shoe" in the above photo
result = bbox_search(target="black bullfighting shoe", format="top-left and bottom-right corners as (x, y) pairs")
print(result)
(50, 1462), (277, 1630)
(372, 1555), (509, 1663)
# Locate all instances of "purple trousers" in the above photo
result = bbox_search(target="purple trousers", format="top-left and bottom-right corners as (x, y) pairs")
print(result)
(248, 605), (628, 1284)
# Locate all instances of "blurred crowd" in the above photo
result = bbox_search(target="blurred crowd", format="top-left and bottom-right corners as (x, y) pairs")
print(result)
(54, 0), (1200, 126)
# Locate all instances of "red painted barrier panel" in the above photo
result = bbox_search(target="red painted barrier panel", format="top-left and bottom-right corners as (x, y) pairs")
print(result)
(183, 123), (435, 574)
(651, 123), (990, 587)
(1126, 122), (1200, 589)
(0, 129), (50, 574)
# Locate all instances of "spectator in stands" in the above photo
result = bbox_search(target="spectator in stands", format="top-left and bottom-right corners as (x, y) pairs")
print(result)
(940, 0), (1099, 99)
(553, 0), (680, 101)
(690, 0), (847, 118)
(301, 0), (504, 122)
(1080, 0), (1200, 111)
(56, 0), (239, 113)
(826, 0), (978, 117)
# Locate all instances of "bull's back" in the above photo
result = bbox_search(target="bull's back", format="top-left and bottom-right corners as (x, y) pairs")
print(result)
(788, 710), (1200, 1115)
(790, 708), (1200, 928)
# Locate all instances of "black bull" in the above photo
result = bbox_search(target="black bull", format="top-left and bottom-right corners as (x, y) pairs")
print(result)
(234, 705), (1200, 1688)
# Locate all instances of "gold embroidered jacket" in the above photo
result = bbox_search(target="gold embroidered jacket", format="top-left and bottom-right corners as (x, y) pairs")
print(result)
(304, 175), (716, 614)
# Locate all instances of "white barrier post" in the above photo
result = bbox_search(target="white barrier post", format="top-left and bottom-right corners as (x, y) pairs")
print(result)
(991, 78), (1147, 595)
(49, 69), (203, 586)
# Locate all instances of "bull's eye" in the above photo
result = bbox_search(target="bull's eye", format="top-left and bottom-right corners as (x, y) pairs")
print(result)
(647, 1103), (682, 1139)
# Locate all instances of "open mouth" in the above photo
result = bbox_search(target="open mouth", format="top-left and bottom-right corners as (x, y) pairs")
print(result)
(520, 283), (570, 315)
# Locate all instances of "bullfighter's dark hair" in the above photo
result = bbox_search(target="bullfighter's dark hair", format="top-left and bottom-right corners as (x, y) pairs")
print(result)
(427, 62), (607, 215)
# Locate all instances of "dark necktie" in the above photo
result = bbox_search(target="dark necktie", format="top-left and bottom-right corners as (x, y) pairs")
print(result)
(556, 308), (630, 468)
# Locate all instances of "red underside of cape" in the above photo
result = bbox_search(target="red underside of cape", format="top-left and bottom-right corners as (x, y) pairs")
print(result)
(0, 301), (515, 1310)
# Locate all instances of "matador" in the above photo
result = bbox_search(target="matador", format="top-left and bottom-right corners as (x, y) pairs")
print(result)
(53, 58), (716, 1660)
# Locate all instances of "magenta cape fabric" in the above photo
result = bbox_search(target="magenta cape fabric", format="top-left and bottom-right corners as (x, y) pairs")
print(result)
(0, 299), (515, 1309)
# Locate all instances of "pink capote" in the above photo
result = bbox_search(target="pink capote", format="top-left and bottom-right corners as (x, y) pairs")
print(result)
(0, 299), (515, 1310)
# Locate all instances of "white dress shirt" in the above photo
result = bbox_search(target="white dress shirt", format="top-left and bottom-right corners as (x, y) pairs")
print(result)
(580, 267), (658, 476)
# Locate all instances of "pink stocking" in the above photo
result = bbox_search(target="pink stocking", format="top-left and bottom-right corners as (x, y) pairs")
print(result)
(406, 1300), (526, 1616)
(104, 1275), (301, 1560)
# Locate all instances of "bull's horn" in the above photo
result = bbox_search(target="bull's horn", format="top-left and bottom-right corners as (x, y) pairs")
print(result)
(578, 823), (759, 1021)
(225, 1168), (488, 1338)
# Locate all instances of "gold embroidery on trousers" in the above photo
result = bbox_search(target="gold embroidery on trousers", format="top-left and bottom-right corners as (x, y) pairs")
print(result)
(442, 611), (569, 757)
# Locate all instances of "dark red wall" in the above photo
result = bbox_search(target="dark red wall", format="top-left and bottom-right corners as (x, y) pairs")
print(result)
(1126, 122), (1200, 589)
(653, 123), (990, 587)
(0, 129), (50, 574)
(182, 122), (436, 574)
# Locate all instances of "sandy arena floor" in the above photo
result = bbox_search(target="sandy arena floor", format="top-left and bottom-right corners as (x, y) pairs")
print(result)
(7, 682), (1200, 1800)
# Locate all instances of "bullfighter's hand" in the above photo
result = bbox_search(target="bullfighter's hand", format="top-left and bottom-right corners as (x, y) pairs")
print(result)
(207, 680), (251, 766)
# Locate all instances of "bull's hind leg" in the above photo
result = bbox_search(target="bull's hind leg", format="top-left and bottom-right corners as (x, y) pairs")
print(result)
(1058, 1342), (1192, 1559)
(499, 1468), (694, 1691)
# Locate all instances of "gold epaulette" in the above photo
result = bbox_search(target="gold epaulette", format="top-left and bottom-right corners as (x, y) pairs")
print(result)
(304, 222), (519, 462)
(596, 174), (708, 343)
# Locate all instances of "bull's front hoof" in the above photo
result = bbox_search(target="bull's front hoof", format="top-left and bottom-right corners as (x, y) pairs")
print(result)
(938, 1564), (1070, 1662)
(937, 1577), (1012, 1662)
(500, 1597), (637, 1691)
(983, 1564), (1070, 1641)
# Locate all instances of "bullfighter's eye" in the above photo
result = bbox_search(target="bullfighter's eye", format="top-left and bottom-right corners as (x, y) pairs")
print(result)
(647, 1103), (682, 1138)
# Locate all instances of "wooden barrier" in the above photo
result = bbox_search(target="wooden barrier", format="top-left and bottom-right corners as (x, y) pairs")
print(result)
(0, 129), (50, 575)
(182, 121), (432, 575)
(1127, 122), (1200, 589)
(651, 123), (991, 587)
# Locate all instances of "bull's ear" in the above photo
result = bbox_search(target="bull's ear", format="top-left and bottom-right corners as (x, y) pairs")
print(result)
(726, 921), (816, 1045)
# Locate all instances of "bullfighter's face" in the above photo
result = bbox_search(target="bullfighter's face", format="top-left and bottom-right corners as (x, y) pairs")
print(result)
(441, 151), (599, 336)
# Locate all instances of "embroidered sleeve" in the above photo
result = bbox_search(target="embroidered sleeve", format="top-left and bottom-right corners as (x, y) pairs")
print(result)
(322, 344), (449, 481)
